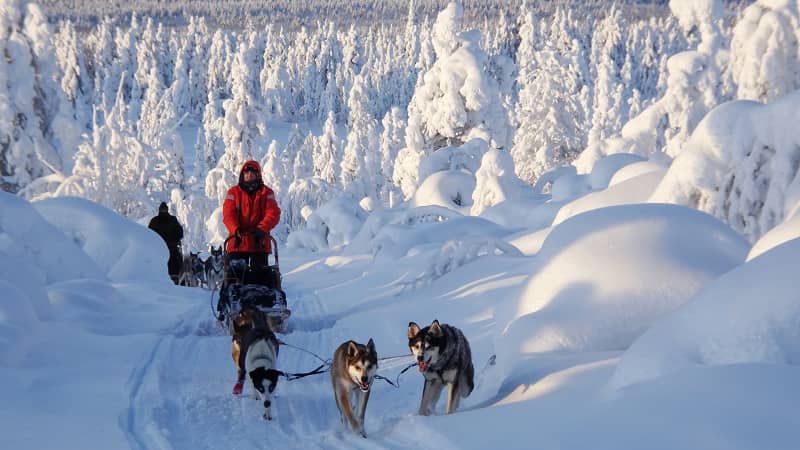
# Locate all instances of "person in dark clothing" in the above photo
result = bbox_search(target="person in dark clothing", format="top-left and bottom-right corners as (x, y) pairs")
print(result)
(148, 202), (184, 284)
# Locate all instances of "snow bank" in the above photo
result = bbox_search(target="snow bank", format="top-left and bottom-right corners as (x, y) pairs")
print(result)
(589, 153), (647, 190)
(610, 237), (800, 389)
(747, 213), (800, 261)
(608, 160), (669, 186)
(33, 196), (170, 283)
(553, 169), (667, 226)
(497, 203), (749, 365)
(0, 192), (105, 286)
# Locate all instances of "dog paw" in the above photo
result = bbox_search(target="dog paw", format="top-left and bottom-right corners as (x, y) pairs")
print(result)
(263, 413), (272, 421)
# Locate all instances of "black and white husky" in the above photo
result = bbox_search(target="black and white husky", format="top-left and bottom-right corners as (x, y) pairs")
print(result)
(204, 245), (224, 290)
(407, 320), (474, 415)
(242, 327), (281, 420)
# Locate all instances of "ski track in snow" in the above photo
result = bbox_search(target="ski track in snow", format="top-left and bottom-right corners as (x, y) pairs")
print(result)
(124, 280), (455, 449)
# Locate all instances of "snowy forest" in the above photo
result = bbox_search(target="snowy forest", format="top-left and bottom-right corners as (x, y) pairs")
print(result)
(2, 0), (797, 251)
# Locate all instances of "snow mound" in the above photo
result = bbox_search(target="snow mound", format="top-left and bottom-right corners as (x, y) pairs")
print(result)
(33, 196), (170, 283)
(610, 237), (800, 389)
(608, 160), (669, 187)
(0, 192), (105, 286)
(497, 204), (749, 364)
(747, 213), (800, 261)
(553, 169), (667, 226)
(0, 280), (40, 366)
(411, 169), (475, 213)
(589, 153), (647, 190)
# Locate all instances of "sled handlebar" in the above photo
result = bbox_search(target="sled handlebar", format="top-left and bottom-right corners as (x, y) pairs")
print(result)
(222, 232), (279, 267)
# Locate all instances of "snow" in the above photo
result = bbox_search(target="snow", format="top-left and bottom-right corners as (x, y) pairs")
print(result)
(650, 91), (800, 242)
(610, 237), (800, 390)
(6, 173), (800, 450)
(4, 0), (800, 448)
(497, 203), (749, 364)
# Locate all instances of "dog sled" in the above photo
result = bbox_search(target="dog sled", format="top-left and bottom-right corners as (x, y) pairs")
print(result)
(217, 234), (291, 334)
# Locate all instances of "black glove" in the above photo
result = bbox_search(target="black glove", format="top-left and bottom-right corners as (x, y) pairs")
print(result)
(217, 312), (225, 322)
(253, 229), (266, 240)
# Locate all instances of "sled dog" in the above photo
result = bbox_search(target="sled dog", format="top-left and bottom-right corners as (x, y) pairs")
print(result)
(330, 339), (378, 437)
(205, 245), (224, 289)
(407, 320), (474, 415)
(231, 306), (268, 392)
(243, 326), (281, 420)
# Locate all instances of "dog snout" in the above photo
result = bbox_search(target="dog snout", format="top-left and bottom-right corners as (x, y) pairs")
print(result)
(361, 375), (369, 383)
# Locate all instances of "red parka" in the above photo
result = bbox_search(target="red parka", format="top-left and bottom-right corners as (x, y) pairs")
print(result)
(223, 160), (281, 253)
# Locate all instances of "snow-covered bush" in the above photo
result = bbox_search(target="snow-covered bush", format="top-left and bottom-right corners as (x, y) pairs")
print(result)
(286, 194), (366, 251)
(651, 90), (800, 242)
(496, 203), (749, 365)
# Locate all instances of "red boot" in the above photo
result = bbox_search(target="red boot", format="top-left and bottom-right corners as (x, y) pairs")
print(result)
(232, 381), (243, 395)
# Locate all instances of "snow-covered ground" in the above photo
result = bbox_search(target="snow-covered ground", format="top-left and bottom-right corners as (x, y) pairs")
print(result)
(3, 177), (800, 449)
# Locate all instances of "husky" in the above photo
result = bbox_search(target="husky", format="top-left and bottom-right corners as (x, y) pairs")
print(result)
(243, 326), (281, 420)
(330, 339), (378, 438)
(205, 245), (225, 290)
(407, 320), (474, 415)
(231, 306), (268, 395)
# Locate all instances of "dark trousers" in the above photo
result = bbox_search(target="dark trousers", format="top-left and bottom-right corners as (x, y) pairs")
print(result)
(168, 245), (182, 284)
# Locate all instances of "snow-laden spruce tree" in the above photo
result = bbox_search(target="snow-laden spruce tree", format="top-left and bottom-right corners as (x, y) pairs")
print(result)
(23, 3), (79, 177)
(260, 139), (286, 196)
(379, 107), (406, 206)
(0, 0), (63, 193)
(314, 111), (342, 185)
(395, 1), (510, 199)
(471, 148), (540, 216)
(574, 0), (725, 171)
(512, 7), (589, 184)
(260, 26), (292, 120)
(55, 77), (153, 219)
(587, 6), (627, 150)
(53, 19), (91, 172)
(340, 75), (379, 201)
(186, 16), (209, 119)
(216, 41), (269, 175)
(729, 0), (800, 103)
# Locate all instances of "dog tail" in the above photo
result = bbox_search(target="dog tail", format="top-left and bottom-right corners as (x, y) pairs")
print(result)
(463, 360), (475, 398)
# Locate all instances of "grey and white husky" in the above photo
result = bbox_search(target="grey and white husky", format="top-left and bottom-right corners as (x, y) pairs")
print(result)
(407, 320), (474, 415)
(204, 245), (224, 289)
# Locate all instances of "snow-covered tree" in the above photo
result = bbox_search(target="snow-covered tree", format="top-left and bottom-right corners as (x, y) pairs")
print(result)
(729, 0), (800, 103)
(379, 107), (406, 205)
(341, 75), (378, 200)
(400, 2), (510, 199)
(314, 111), (342, 185)
(216, 42), (269, 175)
(0, 0), (61, 192)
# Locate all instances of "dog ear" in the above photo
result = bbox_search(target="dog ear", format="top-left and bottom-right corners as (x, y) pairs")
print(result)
(347, 340), (359, 358)
(408, 322), (420, 339)
(429, 320), (442, 336)
(367, 338), (376, 354)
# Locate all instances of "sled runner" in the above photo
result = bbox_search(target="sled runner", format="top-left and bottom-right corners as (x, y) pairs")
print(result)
(218, 234), (291, 334)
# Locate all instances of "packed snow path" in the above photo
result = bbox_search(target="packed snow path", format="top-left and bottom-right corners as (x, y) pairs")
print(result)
(121, 267), (458, 449)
